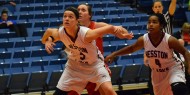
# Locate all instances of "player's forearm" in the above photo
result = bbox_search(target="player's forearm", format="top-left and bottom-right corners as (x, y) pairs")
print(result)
(85, 25), (115, 42)
(112, 45), (134, 57)
(41, 29), (53, 44)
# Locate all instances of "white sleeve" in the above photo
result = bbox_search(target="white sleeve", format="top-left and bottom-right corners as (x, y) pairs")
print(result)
(80, 26), (90, 43)
(58, 26), (64, 33)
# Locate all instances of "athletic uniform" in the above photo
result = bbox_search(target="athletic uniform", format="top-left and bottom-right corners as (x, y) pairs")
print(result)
(145, 11), (173, 63)
(144, 33), (186, 95)
(146, 11), (174, 95)
(56, 26), (111, 94)
(88, 21), (104, 54)
(88, 21), (111, 75)
(85, 21), (111, 95)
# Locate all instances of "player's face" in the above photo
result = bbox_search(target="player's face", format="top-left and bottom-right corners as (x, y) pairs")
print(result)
(152, 2), (163, 14)
(63, 11), (78, 29)
(1, 13), (8, 21)
(147, 16), (161, 33)
(78, 5), (91, 23)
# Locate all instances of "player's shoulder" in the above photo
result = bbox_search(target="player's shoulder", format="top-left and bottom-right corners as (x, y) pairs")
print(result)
(79, 26), (90, 30)
(95, 22), (109, 28)
(58, 26), (64, 31)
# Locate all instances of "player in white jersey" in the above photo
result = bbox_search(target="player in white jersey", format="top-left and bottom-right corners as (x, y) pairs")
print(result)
(41, 7), (133, 95)
(105, 13), (190, 95)
(147, 1), (177, 94)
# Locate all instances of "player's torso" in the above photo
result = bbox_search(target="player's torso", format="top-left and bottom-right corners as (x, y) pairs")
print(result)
(59, 26), (103, 65)
(144, 33), (183, 85)
(144, 33), (177, 72)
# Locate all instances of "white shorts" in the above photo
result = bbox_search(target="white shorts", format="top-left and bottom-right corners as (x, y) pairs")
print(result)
(152, 64), (186, 95)
(56, 60), (111, 94)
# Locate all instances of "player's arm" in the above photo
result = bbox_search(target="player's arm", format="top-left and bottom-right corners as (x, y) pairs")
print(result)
(41, 28), (60, 54)
(85, 25), (133, 43)
(41, 28), (60, 44)
(95, 22), (130, 34)
(168, 36), (190, 71)
(169, 0), (177, 15)
(105, 36), (144, 63)
(95, 22), (109, 28)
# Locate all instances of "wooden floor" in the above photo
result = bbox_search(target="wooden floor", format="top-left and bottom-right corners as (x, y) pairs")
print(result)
(12, 82), (150, 95)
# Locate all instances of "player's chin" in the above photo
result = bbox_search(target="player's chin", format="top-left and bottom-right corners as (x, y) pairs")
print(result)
(63, 25), (70, 28)
(78, 18), (82, 21)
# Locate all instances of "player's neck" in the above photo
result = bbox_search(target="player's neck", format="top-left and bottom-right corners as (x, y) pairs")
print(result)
(81, 20), (91, 27)
(65, 26), (79, 38)
(149, 31), (164, 42)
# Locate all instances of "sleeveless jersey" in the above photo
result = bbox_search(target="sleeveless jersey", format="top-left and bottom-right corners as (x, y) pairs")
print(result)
(88, 21), (104, 54)
(144, 33), (184, 85)
(58, 26), (104, 70)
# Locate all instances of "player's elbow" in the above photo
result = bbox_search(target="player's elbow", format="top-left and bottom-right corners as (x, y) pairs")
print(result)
(41, 28), (52, 44)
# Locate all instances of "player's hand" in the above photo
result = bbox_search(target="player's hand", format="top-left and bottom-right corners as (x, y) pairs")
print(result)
(117, 31), (134, 39)
(6, 21), (13, 26)
(114, 26), (134, 39)
(45, 40), (55, 54)
(105, 53), (116, 64)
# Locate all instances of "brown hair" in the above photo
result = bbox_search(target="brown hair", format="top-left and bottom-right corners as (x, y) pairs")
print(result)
(152, 0), (163, 7)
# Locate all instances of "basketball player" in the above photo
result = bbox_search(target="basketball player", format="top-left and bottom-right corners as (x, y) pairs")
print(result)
(105, 13), (190, 95)
(148, 1), (177, 94)
(77, 3), (123, 95)
(41, 7), (133, 95)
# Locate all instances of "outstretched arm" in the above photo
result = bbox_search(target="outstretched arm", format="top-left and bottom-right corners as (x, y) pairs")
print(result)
(85, 25), (134, 43)
(96, 22), (132, 38)
(169, 0), (177, 15)
(105, 36), (144, 64)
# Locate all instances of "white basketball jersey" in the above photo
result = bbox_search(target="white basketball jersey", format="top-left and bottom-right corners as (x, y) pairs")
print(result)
(58, 26), (104, 70)
(143, 33), (185, 86)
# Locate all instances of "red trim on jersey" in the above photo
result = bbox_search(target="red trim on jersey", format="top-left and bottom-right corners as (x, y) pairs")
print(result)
(88, 21), (104, 55)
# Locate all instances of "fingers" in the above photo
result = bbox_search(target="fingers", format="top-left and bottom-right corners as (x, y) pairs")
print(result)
(115, 29), (134, 39)
(45, 46), (53, 54)
(126, 33), (134, 39)
(51, 42), (56, 46)
(46, 47), (52, 54)
(104, 57), (109, 63)
(116, 33), (133, 39)
(45, 42), (55, 54)
(105, 57), (114, 64)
